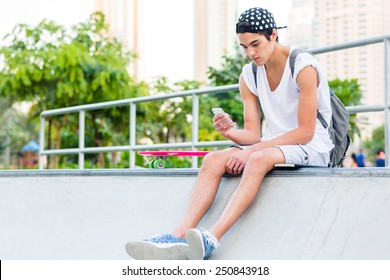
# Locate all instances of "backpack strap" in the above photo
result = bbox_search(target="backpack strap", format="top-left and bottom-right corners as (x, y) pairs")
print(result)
(316, 110), (329, 129)
(289, 48), (314, 77)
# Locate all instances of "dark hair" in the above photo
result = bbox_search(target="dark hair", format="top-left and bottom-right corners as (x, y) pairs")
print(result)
(376, 148), (384, 155)
(236, 21), (278, 42)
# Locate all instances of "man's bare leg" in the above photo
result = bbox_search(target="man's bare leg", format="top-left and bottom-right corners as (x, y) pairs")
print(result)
(172, 148), (241, 238)
(185, 147), (284, 259)
(209, 147), (284, 240)
(125, 148), (241, 260)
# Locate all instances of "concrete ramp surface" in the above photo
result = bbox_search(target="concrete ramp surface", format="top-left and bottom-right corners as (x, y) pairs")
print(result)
(0, 168), (390, 259)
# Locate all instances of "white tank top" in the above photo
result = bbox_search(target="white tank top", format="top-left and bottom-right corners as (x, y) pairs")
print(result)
(241, 48), (334, 153)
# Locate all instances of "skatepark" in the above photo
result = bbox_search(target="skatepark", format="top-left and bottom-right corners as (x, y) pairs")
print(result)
(1, 167), (390, 260)
(1, 33), (389, 261)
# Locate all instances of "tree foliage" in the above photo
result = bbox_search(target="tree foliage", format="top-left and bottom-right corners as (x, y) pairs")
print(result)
(363, 124), (385, 162)
(0, 12), (147, 168)
(0, 12), (138, 107)
(207, 45), (248, 126)
(0, 16), (367, 169)
(0, 98), (39, 167)
(137, 77), (202, 145)
(328, 78), (362, 140)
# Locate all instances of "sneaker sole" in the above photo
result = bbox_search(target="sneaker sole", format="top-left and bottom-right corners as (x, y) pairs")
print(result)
(185, 229), (205, 260)
(125, 241), (188, 260)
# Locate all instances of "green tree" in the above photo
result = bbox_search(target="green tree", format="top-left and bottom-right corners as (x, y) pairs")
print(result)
(207, 45), (248, 126)
(136, 77), (202, 144)
(328, 78), (362, 140)
(133, 77), (205, 168)
(0, 98), (39, 168)
(363, 124), (385, 162)
(0, 12), (145, 168)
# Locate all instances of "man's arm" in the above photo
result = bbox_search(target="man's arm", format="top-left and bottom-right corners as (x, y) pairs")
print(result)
(213, 74), (261, 145)
(248, 65), (319, 152)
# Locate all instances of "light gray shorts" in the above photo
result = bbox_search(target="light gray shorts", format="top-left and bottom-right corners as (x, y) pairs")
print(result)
(231, 144), (330, 166)
(277, 145), (330, 166)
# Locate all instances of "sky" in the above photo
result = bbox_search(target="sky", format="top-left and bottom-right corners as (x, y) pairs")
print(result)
(0, 0), (94, 38)
(0, 0), (292, 82)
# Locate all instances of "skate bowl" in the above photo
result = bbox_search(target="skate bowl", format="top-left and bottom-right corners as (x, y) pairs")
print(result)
(1, 167), (390, 260)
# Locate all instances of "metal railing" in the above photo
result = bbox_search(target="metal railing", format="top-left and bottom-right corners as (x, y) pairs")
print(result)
(39, 34), (390, 169)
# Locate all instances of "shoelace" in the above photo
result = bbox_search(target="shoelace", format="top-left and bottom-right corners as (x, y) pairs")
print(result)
(200, 228), (220, 249)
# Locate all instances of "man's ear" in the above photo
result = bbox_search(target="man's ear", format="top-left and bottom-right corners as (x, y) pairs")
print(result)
(271, 29), (278, 40)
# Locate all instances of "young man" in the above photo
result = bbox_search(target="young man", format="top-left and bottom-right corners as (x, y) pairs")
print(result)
(126, 7), (334, 260)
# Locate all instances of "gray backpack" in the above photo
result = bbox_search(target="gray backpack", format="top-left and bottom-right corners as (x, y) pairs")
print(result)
(251, 48), (350, 167)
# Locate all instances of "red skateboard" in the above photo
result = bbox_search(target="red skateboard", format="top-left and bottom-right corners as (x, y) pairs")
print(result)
(138, 150), (209, 168)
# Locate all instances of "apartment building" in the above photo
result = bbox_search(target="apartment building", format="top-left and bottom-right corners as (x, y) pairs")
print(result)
(94, 0), (240, 82)
(94, 0), (138, 77)
(288, 0), (390, 137)
(193, 0), (238, 82)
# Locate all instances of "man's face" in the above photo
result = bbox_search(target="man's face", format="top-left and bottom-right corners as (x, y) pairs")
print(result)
(237, 32), (275, 66)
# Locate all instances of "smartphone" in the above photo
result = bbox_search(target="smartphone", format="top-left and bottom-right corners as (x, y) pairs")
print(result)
(211, 108), (226, 116)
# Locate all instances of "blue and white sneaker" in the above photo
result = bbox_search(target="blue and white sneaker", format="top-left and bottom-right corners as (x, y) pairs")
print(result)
(185, 228), (220, 260)
(125, 233), (188, 260)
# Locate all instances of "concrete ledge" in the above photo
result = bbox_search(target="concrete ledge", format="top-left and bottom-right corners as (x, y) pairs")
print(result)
(1, 168), (390, 259)
(1, 167), (390, 177)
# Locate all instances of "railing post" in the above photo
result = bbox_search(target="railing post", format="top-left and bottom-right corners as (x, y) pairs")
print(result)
(129, 102), (136, 168)
(79, 110), (85, 169)
(191, 93), (200, 168)
(384, 38), (390, 167)
(39, 115), (45, 170)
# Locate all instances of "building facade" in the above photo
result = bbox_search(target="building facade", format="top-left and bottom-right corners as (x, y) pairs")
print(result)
(193, 0), (238, 82)
(288, 0), (390, 138)
(94, 0), (138, 78)
(94, 0), (240, 83)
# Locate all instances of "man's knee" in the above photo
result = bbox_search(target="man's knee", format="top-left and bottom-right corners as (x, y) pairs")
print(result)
(246, 148), (284, 170)
(201, 148), (237, 169)
(201, 150), (226, 169)
(247, 150), (267, 166)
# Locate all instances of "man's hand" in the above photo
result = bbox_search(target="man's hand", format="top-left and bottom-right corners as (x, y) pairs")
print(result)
(225, 148), (254, 175)
(213, 114), (235, 137)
